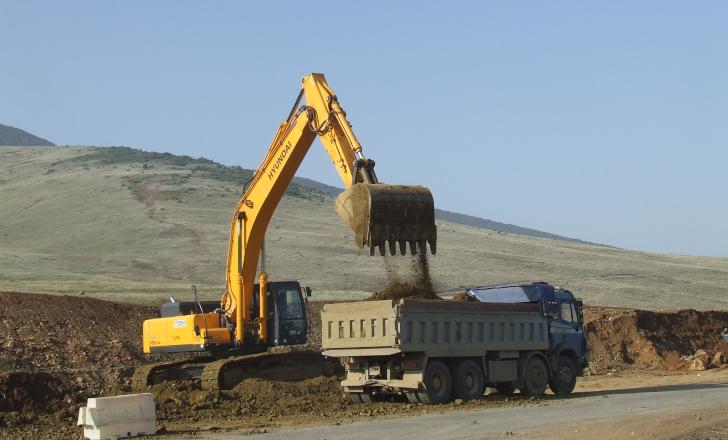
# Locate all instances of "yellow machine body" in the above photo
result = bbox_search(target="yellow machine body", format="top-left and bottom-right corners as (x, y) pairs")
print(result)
(141, 73), (436, 353)
(143, 313), (231, 354)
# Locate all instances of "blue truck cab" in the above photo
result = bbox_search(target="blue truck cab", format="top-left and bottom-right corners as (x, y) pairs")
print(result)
(467, 281), (588, 394)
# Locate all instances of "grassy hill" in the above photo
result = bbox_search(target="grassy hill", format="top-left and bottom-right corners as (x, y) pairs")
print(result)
(0, 124), (54, 146)
(281, 173), (602, 246)
(1, 146), (727, 310)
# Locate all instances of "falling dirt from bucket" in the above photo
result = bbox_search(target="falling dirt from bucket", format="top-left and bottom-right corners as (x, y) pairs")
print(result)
(368, 254), (440, 301)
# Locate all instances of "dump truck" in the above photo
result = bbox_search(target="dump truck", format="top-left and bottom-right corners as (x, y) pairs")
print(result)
(321, 282), (587, 403)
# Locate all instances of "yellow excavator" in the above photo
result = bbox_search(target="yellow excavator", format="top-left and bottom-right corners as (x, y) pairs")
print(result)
(133, 74), (436, 390)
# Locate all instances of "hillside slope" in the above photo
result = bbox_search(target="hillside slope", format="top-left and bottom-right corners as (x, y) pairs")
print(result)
(0, 146), (727, 310)
(0, 124), (54, 146)
(288, 175), (600, 246)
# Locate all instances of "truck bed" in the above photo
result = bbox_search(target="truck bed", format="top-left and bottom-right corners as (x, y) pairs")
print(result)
(322, 299), (548, 357)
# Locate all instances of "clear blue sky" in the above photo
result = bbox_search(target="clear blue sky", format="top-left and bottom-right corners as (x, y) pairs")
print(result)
(1, 1), (726, 256)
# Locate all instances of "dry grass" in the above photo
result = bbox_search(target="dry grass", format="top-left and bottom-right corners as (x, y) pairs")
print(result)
(0, 146), (727, 310)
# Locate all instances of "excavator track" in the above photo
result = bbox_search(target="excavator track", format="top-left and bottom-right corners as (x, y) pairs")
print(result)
(132, 351), (337, 392)
(201, 351), (335, 391)
(131, 355), (215, 392)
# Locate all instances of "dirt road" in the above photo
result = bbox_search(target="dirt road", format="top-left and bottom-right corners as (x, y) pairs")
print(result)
(178, 369), (728, 440)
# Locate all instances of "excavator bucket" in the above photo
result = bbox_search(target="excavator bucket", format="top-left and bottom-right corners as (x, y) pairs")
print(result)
(335, 183), (437, 256)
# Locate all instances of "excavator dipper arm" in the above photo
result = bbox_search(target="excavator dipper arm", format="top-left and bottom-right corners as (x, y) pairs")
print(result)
(224, 73), (436, 346)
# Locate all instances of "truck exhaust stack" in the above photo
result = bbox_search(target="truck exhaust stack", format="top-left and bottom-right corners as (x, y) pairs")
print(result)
(335, 183), (437, 256)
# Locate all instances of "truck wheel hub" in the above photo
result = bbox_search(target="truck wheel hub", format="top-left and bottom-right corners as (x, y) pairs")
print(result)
(529, 369), (545, 386)
(432, 375), (442, 391)
(559, 366), (572, 383)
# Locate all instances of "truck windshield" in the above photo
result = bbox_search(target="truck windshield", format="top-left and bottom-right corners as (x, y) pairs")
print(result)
(466, 285), (540, 303)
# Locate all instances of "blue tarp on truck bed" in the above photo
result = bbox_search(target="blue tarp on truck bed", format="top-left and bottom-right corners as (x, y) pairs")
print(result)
(466, 283), (545, 303)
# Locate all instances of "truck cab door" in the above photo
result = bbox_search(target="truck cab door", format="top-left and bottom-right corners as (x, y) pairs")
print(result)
(550, 300), (584, 358)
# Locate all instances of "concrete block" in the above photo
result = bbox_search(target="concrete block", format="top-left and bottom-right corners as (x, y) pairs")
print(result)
(77, 393), (155, 439)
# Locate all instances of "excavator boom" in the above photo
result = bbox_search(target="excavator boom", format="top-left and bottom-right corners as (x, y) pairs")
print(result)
(137, 74), (436, 391)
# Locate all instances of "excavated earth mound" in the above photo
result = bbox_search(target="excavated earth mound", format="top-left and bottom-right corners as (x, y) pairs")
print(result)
(152, 376), (345, 425)
(0, 291), (157, 416)
(0, 291), (325, 427)
(584, 307), (728, 373)
(0, 291), (154, 373)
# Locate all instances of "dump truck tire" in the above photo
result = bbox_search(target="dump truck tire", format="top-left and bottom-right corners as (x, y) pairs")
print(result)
(417, 361), (452, 404)
(548, 356), (577, 395)
(521, 357), (548, 397)
(453, 360), (485, 401)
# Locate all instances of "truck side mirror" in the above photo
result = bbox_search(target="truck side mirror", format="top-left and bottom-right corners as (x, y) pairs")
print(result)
(305, 286), (312, 297)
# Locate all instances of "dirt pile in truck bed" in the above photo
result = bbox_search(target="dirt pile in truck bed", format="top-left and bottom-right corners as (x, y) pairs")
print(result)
(584, 307), (728, 373)
(367, 281), (441, 301)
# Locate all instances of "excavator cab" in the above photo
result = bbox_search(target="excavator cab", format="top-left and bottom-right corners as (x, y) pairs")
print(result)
(253, 281), (309, 346)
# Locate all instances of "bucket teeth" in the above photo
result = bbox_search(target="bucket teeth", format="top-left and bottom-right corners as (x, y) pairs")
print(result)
(364, 239), (434, 256)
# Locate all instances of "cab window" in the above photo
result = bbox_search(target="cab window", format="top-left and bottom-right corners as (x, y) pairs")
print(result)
(280, 290), (304, 320)
(560, 302), (577, 323)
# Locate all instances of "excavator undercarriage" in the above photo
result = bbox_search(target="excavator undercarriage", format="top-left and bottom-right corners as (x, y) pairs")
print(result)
(132, 351), (336, 392)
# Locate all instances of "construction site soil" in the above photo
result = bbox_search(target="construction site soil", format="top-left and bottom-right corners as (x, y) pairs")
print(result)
(1, 291), (727, 439)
